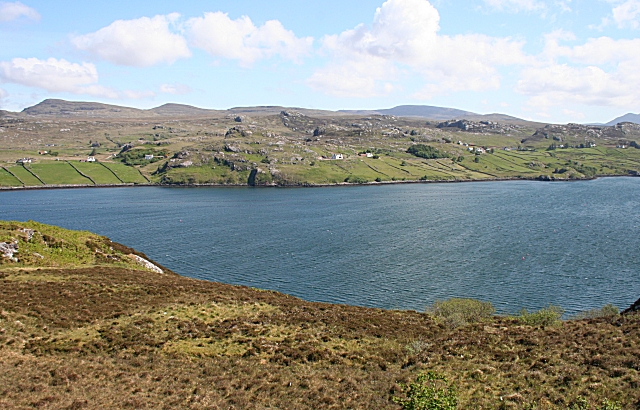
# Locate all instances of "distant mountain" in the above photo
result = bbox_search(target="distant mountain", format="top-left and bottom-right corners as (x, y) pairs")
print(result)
(22, 99), (149, 118)
(149, 103), (219, 116)
(13, 99), (532, 124)
(20, 99), (223, 118)
(605, 113), (640, 126)
(17, 100), (336, 119)
(339, 105), (537, 124)
(340, 105), (475, 120)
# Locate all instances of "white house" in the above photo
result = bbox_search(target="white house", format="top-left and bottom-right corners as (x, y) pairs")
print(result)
(144, 154), (154, 160)
(331, 153), (344, 160)
(87, 156), (96, 162)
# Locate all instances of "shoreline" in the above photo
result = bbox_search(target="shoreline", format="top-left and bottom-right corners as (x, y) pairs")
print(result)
(0, 174), (637, 192)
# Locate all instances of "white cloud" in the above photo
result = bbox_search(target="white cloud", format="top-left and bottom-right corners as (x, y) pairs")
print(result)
(612, 0), (640, 28)
(72, 14), (191, 67)
(0, 58), (98, 92)
(308, 0), (528, 98)
(483, 0), (546, 12)
(516, 34), (640, 109)
(186, 12), (313, 66)
(0, 1), (40, 22)
(160, 83), (192, 95)
(0, 57), (154, 99)
(546, 35), (640, 65)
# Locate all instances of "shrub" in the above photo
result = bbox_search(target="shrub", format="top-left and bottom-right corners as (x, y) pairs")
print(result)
(570, 397), (622, 410)
(344, 176), (368, 184)
(393, 371), (457, 410)
(428, 298), (495, 328)
(407, 144), (450, 160)
(517, 305), (564, 327)
(571, 304), (619, 320)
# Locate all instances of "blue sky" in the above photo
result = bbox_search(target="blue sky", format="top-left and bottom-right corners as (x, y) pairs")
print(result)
(1, 0), (639, 123)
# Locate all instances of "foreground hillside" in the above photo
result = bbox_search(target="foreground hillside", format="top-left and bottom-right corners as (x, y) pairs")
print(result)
(1, 221), (639, 409)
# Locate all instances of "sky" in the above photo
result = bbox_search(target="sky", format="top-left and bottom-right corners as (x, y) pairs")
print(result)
(1, 0), (639, 124)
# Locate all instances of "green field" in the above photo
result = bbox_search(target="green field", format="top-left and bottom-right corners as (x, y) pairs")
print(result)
(0, 167), (22, 186)
(73, 161), (122, 184)
(5, 165), (44, 186)
(0, 161), (149, 187)
(28, 162), (93, 185)
(101, 162), (148, 184)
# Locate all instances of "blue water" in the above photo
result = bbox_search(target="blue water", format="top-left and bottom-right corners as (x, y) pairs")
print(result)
(1, 178), (639, 315)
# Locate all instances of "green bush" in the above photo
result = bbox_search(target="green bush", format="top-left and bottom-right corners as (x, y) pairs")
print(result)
(407, 144), (450, 160)
(571, 304), (619, 320)
(428, 298), (495, 328)
(344, 175), (368, 184)
(393, 371), (457, 410)
(570, 397), (622, 410)
(517, 305), (564, 327)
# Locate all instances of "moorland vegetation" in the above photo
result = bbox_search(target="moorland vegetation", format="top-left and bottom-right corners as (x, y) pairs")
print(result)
(1, 221), (639, 409)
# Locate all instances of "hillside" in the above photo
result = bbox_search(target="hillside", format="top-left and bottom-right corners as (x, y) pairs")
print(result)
(2, 99), (640, 189)
(1, 221), (639, 408)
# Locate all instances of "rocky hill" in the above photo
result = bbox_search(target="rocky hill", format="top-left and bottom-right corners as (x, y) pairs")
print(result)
(21, 99), (150, 118)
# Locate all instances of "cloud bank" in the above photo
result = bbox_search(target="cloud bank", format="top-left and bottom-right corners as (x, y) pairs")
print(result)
(0, 57), (154, 99)
(308, 0), (528, 98)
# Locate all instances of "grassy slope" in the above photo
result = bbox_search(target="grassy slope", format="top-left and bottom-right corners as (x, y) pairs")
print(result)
(0, 167), (22, 186)
(1, 221), (639, 409)
(73, 162), (122, 184)
(99, 162), (148, 184)
(4, 165), (44, 186)
(28, 162), (93, 185)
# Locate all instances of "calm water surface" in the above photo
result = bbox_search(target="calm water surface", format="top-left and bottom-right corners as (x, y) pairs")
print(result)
(1, 178), (639, 315)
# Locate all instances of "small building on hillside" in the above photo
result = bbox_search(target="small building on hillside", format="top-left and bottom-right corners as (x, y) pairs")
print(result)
(87, 156), (96, 162)
(331, 153), (344, 160)
(145, 154), (154, 160)
(17, 158), (32, 163)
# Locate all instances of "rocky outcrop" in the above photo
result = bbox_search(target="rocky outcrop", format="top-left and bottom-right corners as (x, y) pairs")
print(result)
(127, 254), (164, 274)
(437, 119), (519, 134)
(622, 297), (640, 315)
(0, 240), (19, 262)
(1, 228), (35, 262)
